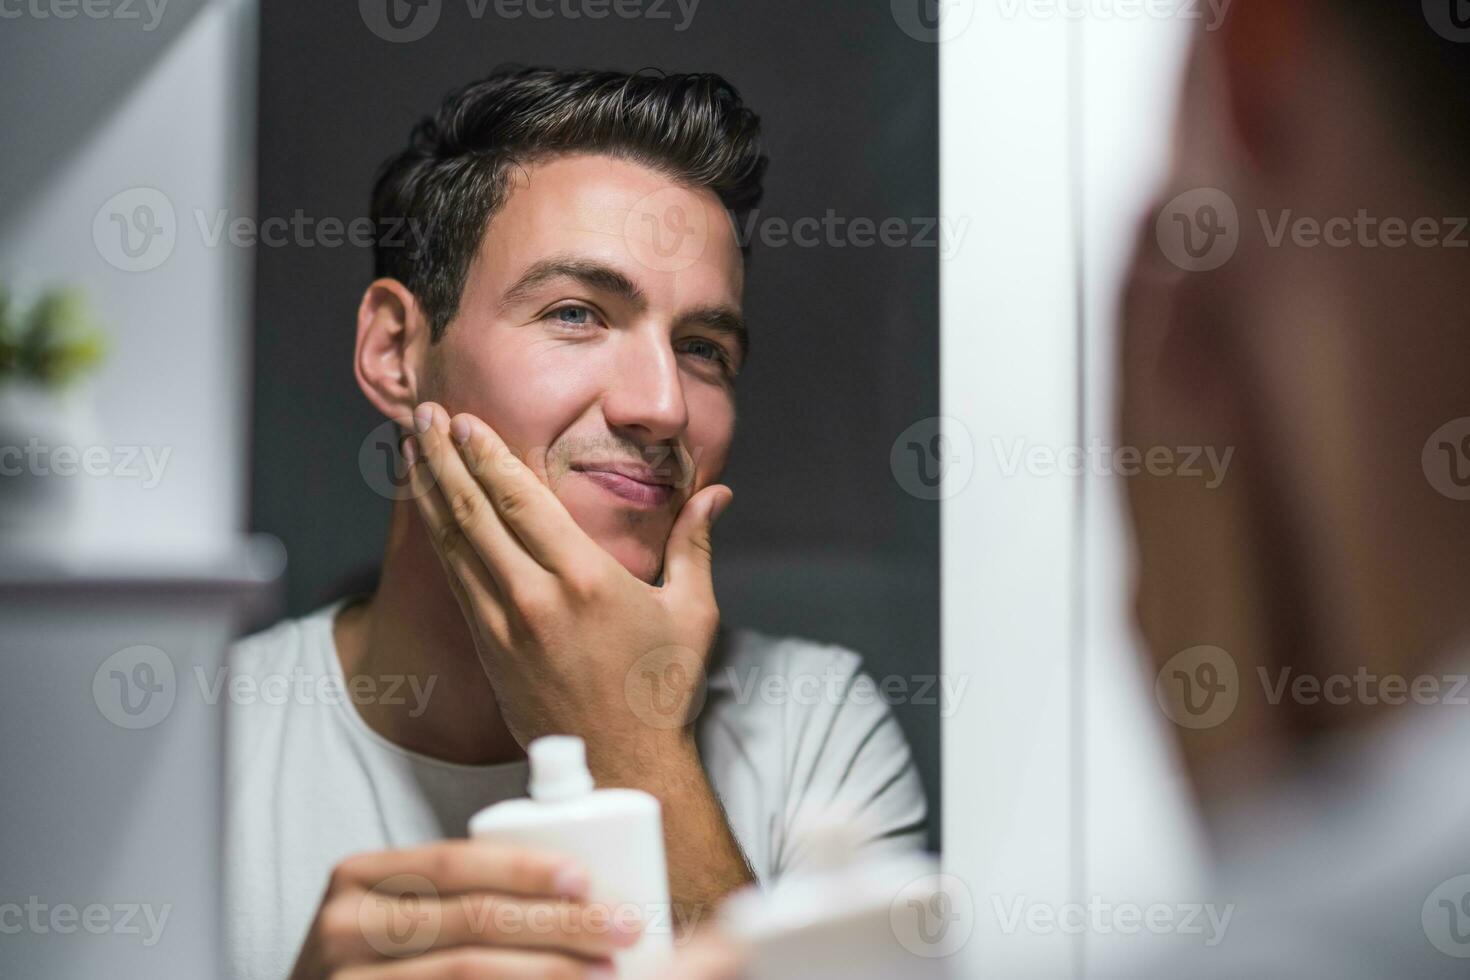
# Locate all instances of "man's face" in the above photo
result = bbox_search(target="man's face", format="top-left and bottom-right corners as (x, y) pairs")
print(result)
(423, 153), (746, 583)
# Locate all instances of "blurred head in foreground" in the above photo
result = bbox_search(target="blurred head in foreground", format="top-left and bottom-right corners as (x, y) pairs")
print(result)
(1124, 0), (1470, 817)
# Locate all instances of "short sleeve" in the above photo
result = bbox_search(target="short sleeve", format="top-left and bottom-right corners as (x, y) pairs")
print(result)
(770, 647), (930, 876)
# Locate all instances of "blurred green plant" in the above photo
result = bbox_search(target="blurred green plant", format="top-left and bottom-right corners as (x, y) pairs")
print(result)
(0, 286), (107, 388)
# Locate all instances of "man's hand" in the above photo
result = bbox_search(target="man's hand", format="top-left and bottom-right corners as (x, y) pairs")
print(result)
(288, 840), (639, 979)
(402, 402), (755, 927)
(402, 402), (731, 765)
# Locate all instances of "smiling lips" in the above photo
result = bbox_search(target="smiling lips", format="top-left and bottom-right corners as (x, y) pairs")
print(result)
(570, 461), (678, 508)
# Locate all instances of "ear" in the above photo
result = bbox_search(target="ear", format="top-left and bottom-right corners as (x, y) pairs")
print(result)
(1212, 0), (1311, 174)
(354, 278), (431, 423)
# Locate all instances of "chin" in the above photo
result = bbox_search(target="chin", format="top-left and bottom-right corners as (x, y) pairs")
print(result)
(556, 480), (672, 584)
(597, 537), (664, 584)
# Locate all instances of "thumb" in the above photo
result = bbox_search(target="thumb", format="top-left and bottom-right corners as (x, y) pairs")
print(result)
(662, 484), (732, 600)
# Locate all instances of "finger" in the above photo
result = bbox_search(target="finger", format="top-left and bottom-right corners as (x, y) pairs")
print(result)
(335, 947), (614, 980)
(411, 402), (541, 587)
(447, 410), (592, 575)
(447, 893), (641, 959)
(407, 430), (511, 639)
(661, 485), (731, 604)
(354, 892), (641, 962)
(336, 840), (590, 899)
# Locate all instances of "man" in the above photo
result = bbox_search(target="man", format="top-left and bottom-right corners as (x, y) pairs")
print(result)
(224, 67), (926, 980)
(671, 1), (1470, 977)
(1116, 2), (1470, 975)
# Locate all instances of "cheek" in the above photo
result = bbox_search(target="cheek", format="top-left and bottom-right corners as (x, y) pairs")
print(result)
(434, 339), (595, 467)
(683, 387), (736, 486)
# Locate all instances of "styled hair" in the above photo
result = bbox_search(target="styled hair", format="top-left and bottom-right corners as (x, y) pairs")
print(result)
(371, 66), (768, 342)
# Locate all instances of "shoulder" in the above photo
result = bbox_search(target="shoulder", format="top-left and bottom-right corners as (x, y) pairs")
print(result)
(704, 628), (901, 744)
(229, 601), (341, 676)
(223, 602), (344, 771)
(709, 628), (865, 692)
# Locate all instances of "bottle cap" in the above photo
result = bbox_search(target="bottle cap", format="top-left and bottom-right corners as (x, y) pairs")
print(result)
(527, 735), (596, 803)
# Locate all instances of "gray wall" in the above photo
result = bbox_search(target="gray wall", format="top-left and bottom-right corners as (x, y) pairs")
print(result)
(249, 0), (940, 845)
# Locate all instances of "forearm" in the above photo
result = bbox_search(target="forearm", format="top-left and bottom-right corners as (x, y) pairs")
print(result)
(585, 734), (756, 935)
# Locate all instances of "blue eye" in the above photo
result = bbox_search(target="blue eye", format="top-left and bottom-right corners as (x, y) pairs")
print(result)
(682, 339), (723, 362)
(546, 305), (598, 328)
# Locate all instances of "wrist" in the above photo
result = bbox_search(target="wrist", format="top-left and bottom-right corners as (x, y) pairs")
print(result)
(584, 728), (701, 792)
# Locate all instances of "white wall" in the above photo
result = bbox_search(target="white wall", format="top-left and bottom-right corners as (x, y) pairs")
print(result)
(942, 3), (1203, 977)
(941, 3), (1080, 975)
(0, 0), (256, 569)
(1078, 11), (1205, 976)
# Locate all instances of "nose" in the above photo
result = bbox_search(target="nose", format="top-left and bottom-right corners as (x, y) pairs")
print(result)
(600, 326), (689, 444)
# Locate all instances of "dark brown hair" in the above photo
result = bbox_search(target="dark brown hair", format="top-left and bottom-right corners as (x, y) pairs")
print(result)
(371, 66), (768, 342)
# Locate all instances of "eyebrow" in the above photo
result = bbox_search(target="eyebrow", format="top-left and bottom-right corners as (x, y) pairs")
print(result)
(679, 305), (750, 365)
(499, 255), (749, 364)
(499, 256), (647, 312)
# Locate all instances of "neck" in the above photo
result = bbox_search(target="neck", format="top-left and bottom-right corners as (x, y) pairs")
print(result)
(333, 499), (524, 766)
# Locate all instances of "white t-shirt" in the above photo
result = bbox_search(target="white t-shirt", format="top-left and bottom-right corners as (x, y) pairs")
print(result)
(1101, 668), (1470, 980)
(222, 600), (928, 980)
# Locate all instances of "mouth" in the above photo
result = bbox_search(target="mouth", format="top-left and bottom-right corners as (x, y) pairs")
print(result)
(569, 462), (677, 508)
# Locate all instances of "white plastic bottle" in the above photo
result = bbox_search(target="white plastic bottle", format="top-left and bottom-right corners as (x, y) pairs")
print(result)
(467, 736), (673, 978)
